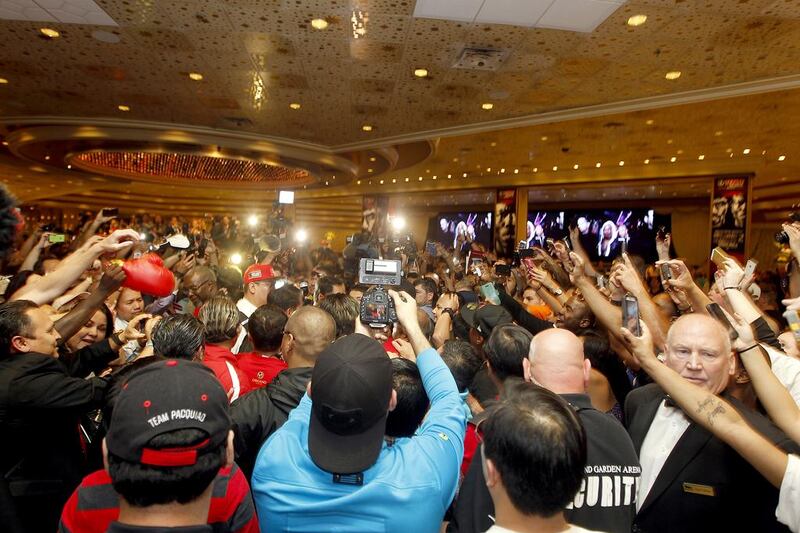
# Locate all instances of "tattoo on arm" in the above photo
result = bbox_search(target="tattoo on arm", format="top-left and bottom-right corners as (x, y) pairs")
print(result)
(695, 396), (726, 427)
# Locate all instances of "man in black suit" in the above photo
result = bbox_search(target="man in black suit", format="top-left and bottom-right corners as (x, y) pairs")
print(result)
(626, 314), (799, 533)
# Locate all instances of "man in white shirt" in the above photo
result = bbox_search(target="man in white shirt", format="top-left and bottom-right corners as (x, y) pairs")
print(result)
(232, 263), (276, 353)
(482, 381), (602, 533)
(114, 287), (144, 361)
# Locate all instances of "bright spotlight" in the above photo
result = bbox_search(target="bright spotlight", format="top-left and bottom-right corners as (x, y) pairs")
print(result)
(391, 216), (406, 232)
(248, 215), (258, 227)
(230, 253), (242, 265)
(295, 228), (308, 243)
(139, 232), (147, 240)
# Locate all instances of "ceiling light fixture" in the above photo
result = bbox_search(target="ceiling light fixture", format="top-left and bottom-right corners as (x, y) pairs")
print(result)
(118, 105), (130, 112)
(462, 172), (467, 177)
(289, 103), (301, 109)
(698, 154), (705, 160)
(596, 162), (601, 168)
(40, 28), (60, 38)
(513, 169), (518, 174)
(0, 78), (8, 84)
(644, 159), (650, 164)
(362, 124), (373, 132)
(481, 103), (493, 110)
(665, 71), (682, 80)
(627, 14), (647, 26)
(188, 72), (203, 81)
(619, 161), (625, 166)
(715, 130), (723, 136)
(418, 176), (423, 181)
(743, 148), (751, 155)
(573, 164), (579, 170)
(540, 136), (548, 141)
(414, 68), (428, 78)
(553, 166), (558, 171)
(311, 18), (329, 30)
(670, 156), (677, 162)
(779, 155), (787, 161)
(646, 119), (654, 125)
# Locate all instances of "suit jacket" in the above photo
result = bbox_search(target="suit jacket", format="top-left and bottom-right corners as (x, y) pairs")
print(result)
(626, 383), (798, 533)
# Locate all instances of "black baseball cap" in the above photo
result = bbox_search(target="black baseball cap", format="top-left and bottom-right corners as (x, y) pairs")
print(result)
(106, 359), (231, 467)
(461, 303), (513, 338)
(309, 334), (393, 474)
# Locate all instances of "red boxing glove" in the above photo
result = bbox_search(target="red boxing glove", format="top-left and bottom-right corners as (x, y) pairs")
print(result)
(122, 253), (175, 297)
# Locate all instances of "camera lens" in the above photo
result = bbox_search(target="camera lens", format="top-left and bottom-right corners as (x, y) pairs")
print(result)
(775, 231), (791, 244)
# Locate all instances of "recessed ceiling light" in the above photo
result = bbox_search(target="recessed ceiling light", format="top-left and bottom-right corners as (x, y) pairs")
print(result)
(541, 136), (548, 141)
(743, 148), (751, 155)
(667, 139), (673, 144)
(573, 164), (579, 170)
(414, 68), (428, 78)
(362, 124), (373, 132)
(619, 161), (625, 166)
(726, 148), (733, 153)
(553, 166), (558, 171)
(533, 167), (538, 172)
(392, 178), (396, 183)
(698, 154), (705, 160)
(779, 155), (787, 161)
(670, 156), (677, 162)
(118, 105), (130, 112)
(595, 162), (601, 168)
(311, 18), (329, 30)
(486, 167), (492, 172)
(481, 103), (494, 110)
(645, 119), (654, 125)
(513, 169), (519, 174)
(676, 149), (683, 154)
(379, 180), (384, 184)
(418, 176), (423, 181)
(644, 159), (650, 164)
(715, 130), (723, 136)
(0, 78), (8, 84)
(40, 28), (60, 38)
(289, 103), (301, 110)
(627, 14), (647, 26)
(448, 173), (453, 178)
(356, 180), (361, 185)
(405, 177), (409, 182)
(188, 72), (203, 81)
(368, 168), (373, 173)
(665, 71), (682, 80)
(66, 164), (72, 169)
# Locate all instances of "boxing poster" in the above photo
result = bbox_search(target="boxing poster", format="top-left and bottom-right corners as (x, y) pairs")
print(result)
(362, 195), (389, 239)
(710, 176), (750, 259)
(494, 188), (517, 258)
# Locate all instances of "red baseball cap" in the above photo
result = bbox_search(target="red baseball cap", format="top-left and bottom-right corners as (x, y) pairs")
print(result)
(243, 263), (276, 284)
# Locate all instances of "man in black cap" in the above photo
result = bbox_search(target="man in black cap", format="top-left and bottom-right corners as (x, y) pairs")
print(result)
(101, 359), (241, 532)
(251, 290), (466, 533)
(460, 303), (514, 406)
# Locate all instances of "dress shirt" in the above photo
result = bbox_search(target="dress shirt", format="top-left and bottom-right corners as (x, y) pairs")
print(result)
(777, 453), (800, 532)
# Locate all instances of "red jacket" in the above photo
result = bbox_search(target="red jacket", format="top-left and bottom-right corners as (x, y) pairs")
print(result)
(58, 465), (259, 533)
(237, 352), (287, 390)
(203, 344), (251, 402)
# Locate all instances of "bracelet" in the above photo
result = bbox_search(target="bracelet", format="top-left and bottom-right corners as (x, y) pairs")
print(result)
(739, 344), (760, 353)
(723, 286), (739, 290)
(110, 331), (123, 346)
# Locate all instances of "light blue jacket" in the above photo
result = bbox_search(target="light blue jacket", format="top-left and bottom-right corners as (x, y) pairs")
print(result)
(251, 347), (466, 533)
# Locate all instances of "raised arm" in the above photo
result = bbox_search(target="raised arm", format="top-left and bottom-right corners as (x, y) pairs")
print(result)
(662, 259), (712, 313)
(613, 253), (668, 349)
(54, 265), (126, 341)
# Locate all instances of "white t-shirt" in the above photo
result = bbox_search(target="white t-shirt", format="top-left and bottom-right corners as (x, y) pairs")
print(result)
(764, 345), (800, 407)
(485, 524), (604, 533)
(777, 453), (800, 532)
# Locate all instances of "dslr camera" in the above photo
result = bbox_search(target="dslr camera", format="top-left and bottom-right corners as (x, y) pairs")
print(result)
(775, 208), (800, 244)
(358, 258), (401, 329)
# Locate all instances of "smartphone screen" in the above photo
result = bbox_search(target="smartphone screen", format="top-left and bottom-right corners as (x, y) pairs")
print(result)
(425, 241), (437, 256)
(48, 233), (65, 243)
(706, 303), (739, 340)
(620, 239), (628, 256)
(660, 263), (672, 280)
(480, 282), (501, 305)
(622, 295), (641, 336)
(743, 259), (758, 279)
(522, 257), (536, 271)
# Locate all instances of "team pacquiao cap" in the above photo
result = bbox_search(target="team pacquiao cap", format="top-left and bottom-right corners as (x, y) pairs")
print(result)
(106, 359), (231, 467)
(243, 263), (276, 285)
(309, 334), (393, 474)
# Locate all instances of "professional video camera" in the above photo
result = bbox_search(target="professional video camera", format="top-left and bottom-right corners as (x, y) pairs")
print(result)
(775, 207), (800, 244)
(358, 258), (401, 328)
(390, 233), (417, 260)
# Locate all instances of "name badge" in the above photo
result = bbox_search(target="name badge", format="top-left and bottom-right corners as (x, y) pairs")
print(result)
(682, 482), (716, 497)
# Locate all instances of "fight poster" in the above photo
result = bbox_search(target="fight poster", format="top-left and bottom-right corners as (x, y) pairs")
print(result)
(362, 195), (389, 239)
(710, 176), (750, 260)
(494, 188), (517, 258)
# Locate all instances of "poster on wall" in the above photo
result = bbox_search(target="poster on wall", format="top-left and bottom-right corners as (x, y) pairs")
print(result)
(362, 195), (389, 240)
(710, 176), (749, 259)
(494, 188), (517, 258)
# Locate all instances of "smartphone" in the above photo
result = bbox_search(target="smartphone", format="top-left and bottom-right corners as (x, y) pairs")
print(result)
(660, 263), (672, 281)
(561, 237), (572, 251)
(495, 263), (511, 276)
(656, 227), (666, 241)
(785, 310), (800, 342)
(622, 294), (641, 336)
(480, 282), (501, 305)
(48, 233), (65, 243)
(619, 239), (627, 256)
(519, 248), (534, 260)
(425, 240), (437, 256)
(597, 275), (606, 289)
(102, 208), (119, 217)
(346, 235), (354, 244)
(299, 281), (309, 297)
(706, 303), (739, 340)
(743, 259), (758, 279)
(710, 247), (728, 267)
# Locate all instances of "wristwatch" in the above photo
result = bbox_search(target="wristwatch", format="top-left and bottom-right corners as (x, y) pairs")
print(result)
(550, 287), (564, 296)
(110, 331), (124, 347)
(442, 308), (456, 319)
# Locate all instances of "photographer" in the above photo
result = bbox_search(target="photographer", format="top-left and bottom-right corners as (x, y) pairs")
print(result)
(251, 289), (466, 532)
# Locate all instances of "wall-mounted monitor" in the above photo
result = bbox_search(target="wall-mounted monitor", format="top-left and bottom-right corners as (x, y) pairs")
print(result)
(427, 211), (493, 250)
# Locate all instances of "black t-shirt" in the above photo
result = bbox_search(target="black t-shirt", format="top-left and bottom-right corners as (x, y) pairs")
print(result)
(448, 393), (640, 533)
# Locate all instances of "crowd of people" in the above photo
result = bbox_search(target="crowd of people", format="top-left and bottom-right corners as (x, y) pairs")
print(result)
(1, 182), (800, 533)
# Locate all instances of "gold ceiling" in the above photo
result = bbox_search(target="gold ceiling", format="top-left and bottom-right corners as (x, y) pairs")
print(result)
(0, 0), (799, 219)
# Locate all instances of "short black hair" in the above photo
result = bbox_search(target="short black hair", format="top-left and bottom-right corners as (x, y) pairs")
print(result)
(484, 324), (532, 382)
(151, 314), (205, 360)
(440, 340), (482, 392)
(0, 300), (37, 357)
(385, 357), (429, 438)
(107, 428), (227, 508)
(413, 278), (438, 305)
(0, 185), (19, 260)
(318, 275), (345, 297)
(267, 284), (303, 313)
(247, 304), (287, 352)
(318, 294), (358, 338)
(483, 381), (587, 518)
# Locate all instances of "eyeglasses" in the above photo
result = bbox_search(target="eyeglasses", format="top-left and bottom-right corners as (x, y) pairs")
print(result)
(186, 279), (213, 292)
